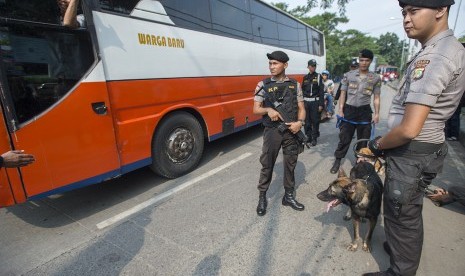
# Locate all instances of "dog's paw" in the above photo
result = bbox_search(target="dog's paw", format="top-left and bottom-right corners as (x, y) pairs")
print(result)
(347, 243), (358, 251)
(343, 209), (352, 221)
(362, 242), (371, 252)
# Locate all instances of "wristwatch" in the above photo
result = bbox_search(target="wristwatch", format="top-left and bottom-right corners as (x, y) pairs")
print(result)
(299, 120), (305, 126)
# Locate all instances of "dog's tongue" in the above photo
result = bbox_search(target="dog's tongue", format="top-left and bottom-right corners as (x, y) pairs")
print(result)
(326, 199), (339, 212)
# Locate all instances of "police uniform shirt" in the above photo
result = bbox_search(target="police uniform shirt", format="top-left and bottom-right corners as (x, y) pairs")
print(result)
(340, 70), (381, 107)
(254, 76), (304, 103)
(302, 72), (324, 97)
(388, 30), (465, 144)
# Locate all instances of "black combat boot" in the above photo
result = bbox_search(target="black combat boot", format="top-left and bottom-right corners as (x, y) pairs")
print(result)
(256, 191), (267, 216)
(282, 189), (304, 211)
(330, 158), (341, 174)
(311, 138), (317, 146)
(362, 268), (397, 276)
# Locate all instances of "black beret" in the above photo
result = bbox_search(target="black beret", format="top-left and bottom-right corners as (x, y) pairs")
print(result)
(359, 49), (374, 60)
(266, 51), (289, 63)
(399, 0), (454, 8)
(308, 59), (317, 66)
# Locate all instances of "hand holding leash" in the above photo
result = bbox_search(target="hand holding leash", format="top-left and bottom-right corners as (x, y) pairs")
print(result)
(368, 136), (384, 158)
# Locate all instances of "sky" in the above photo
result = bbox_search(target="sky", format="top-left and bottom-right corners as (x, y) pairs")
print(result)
(263, 0), (465, 40)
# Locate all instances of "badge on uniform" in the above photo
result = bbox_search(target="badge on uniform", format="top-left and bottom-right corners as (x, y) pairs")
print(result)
(412, 60), (430, 80)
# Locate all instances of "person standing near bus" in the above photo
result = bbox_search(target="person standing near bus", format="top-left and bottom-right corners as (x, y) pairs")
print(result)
(330, 49), (381, 174)
(302, 59), (324, 146)
(363, 1), (465, 275)
(253, 50), (306, 216)
(321, 70), (335, 118)
(57, 0), (85, 29)
(0, 150), (35, 168)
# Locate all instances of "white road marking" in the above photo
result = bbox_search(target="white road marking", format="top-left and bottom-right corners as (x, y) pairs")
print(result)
(96, 152), (253, 230)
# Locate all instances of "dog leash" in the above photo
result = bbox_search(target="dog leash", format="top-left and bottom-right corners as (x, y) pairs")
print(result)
(336, 115), (376, 139)
(353, 138), (385, 174)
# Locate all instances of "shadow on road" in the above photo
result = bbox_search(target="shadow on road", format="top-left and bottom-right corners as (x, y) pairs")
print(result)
(5, 125), (264, 227)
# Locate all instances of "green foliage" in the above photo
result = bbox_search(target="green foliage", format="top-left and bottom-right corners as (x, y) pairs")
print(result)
(329, 29), (379, 77)
(270, 2), (405, 79)
(376, 33), (405, 68)
(459, 35), (465, 43)
(304, 12), (349, 35)
(270, 0), (352, 16)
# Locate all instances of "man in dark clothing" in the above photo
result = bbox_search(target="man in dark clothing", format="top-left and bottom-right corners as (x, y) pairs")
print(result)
(253, 50), (306, 216)
(444, 43), (465, 141)
(428, 185), (465, 207)
(301, 59), (324, 146)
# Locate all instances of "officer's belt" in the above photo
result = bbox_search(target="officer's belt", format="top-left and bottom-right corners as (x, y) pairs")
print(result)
(396, 141), (444, 154)
(304, 97), (319, 102)
(336, 115), (376, 139)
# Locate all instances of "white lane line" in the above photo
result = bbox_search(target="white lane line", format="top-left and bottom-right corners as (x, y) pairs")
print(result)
(446, 144), (465, 179)
(96, 152), (253, 230)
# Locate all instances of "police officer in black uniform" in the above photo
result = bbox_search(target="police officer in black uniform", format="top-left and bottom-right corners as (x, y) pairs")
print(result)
(302, 59), (324, 146)
(363, 1), (465, 275)
(253, 50), (306, 216)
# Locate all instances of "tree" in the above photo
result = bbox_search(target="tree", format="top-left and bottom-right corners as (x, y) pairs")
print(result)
(459, 35), (465, 43)
(330, 29), (379, 77)
(376, 33), (405, 68)
(270, 0), (352, 17)
(270, 2), (393, 78)
(304, 12), (349, 35)
(296, 12), (378, 77)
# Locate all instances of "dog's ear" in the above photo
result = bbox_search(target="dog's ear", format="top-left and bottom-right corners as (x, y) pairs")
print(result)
(344, 182), (357, 193)
(338, 168), (347, 178)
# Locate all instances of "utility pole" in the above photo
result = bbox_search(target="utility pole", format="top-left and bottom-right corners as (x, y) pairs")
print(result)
(453, 0), (463, 33)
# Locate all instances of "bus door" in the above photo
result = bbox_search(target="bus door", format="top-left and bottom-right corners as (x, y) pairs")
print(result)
(0, 0), (121, 205)
(0, 103), (24, 207)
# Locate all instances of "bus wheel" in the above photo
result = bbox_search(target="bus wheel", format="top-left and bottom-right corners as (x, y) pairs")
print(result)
(151, 112), (204, 178)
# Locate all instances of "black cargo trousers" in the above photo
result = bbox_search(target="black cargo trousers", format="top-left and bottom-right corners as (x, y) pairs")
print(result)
(304, 100), (320, 142)
(257, 127), (301, 192)
(383, 142), (448, 276)
(334, 104), (372, 159)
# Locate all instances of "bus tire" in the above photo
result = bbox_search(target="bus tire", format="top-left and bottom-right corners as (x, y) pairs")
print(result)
(151, 112), (204, 178)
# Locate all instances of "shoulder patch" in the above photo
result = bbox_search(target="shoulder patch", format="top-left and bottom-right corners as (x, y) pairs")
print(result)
(414, 60), (430, 67)
(412, 59), (430, 80)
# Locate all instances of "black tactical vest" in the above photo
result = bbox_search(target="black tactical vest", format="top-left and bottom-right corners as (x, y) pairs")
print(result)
(261, 78), (298, 128)
(302, 72), (320, 97)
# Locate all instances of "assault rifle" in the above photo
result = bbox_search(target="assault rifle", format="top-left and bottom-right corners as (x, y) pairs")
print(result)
(260, 87), (310, 149)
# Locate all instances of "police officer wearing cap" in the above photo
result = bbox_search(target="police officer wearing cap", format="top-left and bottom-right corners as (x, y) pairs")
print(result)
(363, 1), (465, 276)
(253, 50), (306, 216)
(330, 49), (381, 174)
(302, 59), (324, 146)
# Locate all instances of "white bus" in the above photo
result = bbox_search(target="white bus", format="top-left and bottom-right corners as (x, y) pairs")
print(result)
(0, 0), (325, 206)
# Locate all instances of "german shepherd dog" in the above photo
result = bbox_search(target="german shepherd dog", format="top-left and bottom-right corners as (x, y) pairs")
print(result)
(356, 147), (385, 176)
(317, 162), (383, 252)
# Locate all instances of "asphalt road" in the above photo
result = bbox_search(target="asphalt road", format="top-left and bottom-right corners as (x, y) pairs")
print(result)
(1, 84), (464, 276)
